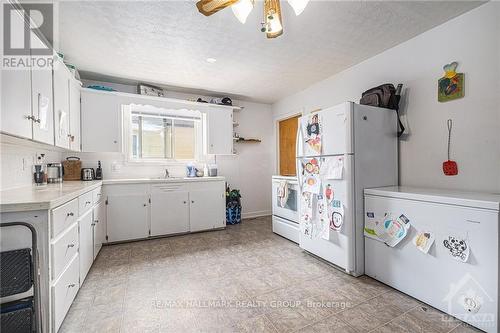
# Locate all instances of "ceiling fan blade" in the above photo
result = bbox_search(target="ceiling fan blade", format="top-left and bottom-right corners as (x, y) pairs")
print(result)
(196, 0), (240, 16)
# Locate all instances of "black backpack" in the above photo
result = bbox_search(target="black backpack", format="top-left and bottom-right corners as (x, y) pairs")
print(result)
(360, 83), (405, 137)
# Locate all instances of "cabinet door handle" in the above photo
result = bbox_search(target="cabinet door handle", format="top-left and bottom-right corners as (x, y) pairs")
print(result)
(67, 212), (74, 217)
(68, 283), (76, 288)
(85, 201), (91, 205)
(91, 223), (96, 226)
(191, 200), (195, 204)
(143, 204), (147, 207)
(183, 201), (187, 204)
(67, 243), (75, 248)
(26, 115), (35, 121)
(94, 219), (99, 224)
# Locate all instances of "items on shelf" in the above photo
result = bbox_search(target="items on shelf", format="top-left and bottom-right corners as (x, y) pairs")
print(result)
(87, 85), (115, 92)
(137, 83), (164, 97)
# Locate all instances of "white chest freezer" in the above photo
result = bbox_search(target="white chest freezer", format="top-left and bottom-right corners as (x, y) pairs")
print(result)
(364, 186), (500, 333)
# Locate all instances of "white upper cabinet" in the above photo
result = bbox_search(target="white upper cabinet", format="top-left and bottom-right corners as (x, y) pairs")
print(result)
(1, 8), (32, 139)
(53, 57), (71, 149)
(1, 65), (33, 139)
(31, 34), (54, 145)
(69, 79), (81, 151)
(81, 89), (123, 152)
(206, 106), (233, 155)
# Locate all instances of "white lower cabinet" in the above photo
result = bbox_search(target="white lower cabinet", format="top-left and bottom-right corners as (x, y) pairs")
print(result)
(52, 254), (79, 332)
(106, 180), (226, 242)
(93, 200), (106, 259)
(106, 185), (150, 242)
(78, 209), (94, 283)
(190, 187), (225, 232)
(151, 187), (189, 236)
(51, 223), (79, 280)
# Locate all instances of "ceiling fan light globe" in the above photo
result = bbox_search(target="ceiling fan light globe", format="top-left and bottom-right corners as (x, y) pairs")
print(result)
(231, 0), (254, 24)
(288, 0), (309, 16)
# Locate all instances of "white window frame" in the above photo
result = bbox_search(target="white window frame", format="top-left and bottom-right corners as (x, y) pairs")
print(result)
(122, 104), (205, 164)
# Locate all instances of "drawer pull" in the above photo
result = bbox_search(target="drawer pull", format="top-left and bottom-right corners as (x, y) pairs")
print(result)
(67, 243), (75, 248)
(67, 212), (74, 217)
(85, 201), (91, 205)
(68, 283), (76, 288)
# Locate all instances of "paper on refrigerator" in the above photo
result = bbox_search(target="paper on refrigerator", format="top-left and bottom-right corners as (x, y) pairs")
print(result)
(301, 157), (321, 194)
(320, 156), (344, 180)
(302, 113), (322, 155)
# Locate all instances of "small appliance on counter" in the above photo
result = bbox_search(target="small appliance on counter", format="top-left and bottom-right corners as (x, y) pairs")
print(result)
(81, 168), (95, 181)
(33, 154), (47, 186)
(46, 163), (63, 183)
(207, 164), (218, 177)
(95, 161), (103, 180)
(62, 157), (82, 181)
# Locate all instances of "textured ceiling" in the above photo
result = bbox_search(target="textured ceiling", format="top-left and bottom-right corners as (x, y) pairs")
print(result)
(58, 1), (483, 103)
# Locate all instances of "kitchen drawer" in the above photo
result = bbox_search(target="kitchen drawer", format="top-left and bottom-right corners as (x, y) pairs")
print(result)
(151, 182), (189, 193)
(92, 186), (103, 205)
(51, 198), (78, 238)
(52, 254), (79, 332)
(51, 222), (79, 280)
(78, 191), (94, 216)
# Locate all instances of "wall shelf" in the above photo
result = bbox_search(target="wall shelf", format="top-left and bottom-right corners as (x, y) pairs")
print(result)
(233, 138), (261, 143)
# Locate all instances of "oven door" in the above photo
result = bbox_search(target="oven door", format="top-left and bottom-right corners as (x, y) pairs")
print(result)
(272, 181), (299, 222)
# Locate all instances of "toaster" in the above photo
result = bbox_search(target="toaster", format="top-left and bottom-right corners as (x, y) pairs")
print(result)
(81, 168), (95, 181)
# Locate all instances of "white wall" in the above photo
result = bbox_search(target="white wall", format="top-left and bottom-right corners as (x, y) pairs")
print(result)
(0, 136), (64, 190)
(272, 3), (500, 194)
(71, 81), (274, 218)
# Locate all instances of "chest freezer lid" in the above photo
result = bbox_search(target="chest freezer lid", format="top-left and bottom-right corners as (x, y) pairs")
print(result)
(364, 186), (500, 211)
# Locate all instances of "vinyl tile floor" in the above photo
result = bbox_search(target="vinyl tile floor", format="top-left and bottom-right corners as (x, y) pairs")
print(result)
(60, 216), (480, 333)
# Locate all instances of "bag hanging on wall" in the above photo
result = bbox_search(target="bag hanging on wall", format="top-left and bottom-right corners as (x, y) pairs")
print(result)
(360, 83), (405, 137)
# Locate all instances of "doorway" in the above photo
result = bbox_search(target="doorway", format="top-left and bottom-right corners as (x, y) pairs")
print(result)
(278, 115), (300, 176)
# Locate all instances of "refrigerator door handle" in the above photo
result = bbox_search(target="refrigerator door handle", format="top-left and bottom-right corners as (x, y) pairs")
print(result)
(296, 119), (303, 192)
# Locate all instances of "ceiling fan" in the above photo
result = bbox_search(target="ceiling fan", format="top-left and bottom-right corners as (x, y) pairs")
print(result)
(196, 0), (310, 38)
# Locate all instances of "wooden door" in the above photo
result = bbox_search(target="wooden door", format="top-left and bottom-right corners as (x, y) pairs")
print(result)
(279, 115), (299, 176)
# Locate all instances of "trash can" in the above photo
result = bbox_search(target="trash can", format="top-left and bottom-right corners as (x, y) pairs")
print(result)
(226, 187), (241, 225)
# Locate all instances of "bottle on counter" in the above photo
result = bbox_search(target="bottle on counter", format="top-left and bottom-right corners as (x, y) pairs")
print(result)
(95, 160), (103, 180)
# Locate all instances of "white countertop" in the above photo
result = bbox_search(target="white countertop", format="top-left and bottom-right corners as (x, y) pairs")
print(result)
(365, 186), (500, 211)
(0, 177), (226, 213)
(102, 176), (225, 185)
(0, 181), (103, 213)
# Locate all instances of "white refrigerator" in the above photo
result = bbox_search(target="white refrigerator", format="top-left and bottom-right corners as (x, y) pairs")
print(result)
(296, 102), (398, 276)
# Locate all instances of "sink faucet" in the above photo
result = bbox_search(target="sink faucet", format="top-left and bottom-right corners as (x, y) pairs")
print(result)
(165, 168), (170, 178)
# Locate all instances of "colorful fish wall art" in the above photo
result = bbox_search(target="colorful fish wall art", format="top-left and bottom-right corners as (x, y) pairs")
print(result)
(438, 62), (464, 102)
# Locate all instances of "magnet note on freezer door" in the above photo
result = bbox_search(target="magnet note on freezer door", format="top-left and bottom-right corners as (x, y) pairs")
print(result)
(374, 213), (411, 247)
(413, 231), (436, 254)
(443, 235), (470, 263)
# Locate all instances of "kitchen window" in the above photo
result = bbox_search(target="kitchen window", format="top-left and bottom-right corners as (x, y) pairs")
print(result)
(124, 105), (203, 162)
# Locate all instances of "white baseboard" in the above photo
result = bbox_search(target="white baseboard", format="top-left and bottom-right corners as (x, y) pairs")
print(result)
(242, 210), (271, 219)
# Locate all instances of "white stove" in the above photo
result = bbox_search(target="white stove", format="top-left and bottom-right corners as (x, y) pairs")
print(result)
(271, 175), (299, 243)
